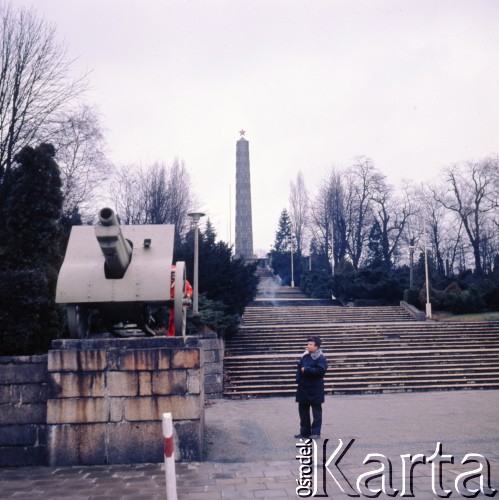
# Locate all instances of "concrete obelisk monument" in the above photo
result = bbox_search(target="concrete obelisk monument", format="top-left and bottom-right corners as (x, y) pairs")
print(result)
(235, 129), (254, 260)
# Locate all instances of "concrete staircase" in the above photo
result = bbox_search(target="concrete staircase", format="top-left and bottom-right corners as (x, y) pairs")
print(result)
(224, 279), (499, 397)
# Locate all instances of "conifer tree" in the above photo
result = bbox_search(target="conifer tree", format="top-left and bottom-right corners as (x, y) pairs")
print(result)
(0, 143), (64, 355)
(174, 221), (258, 336)
(268, 209), (298, 285)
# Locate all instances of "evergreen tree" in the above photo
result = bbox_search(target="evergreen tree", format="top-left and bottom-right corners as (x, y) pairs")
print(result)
(0, 143), (64, 355)
(272, 209), (292, 253)
(174, 223), (258, 336)
(204, 218), (217, 247)
(59, 206), (84, 255)
(366, 220), (385, 269)
(268, 209), (298, 285)
(308, 236), (330, 271)
(2, 144), (62, 269)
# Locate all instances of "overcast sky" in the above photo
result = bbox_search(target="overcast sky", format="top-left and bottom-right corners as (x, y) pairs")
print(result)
(14, 0), (499, 255)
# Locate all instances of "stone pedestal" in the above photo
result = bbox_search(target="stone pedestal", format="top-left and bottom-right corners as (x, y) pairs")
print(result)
(47, 337), (204, 465)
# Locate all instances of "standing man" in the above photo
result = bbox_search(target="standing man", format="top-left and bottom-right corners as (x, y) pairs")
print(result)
(295, 335), (328, 439)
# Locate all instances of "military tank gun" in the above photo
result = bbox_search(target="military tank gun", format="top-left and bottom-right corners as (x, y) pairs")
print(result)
(56, 207), (189, 338)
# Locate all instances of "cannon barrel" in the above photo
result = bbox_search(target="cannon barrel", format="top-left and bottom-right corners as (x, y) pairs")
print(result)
(99, 206), (121, 227)
(94, 207), (132, 279)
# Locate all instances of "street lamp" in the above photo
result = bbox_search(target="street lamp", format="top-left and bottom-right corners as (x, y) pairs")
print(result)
(330, 225), (335, 276)
(408, 238), (415, 289)
(423, 226), (432, 319)
(188, 211), (205, 315)
(290, 233), (295, 288)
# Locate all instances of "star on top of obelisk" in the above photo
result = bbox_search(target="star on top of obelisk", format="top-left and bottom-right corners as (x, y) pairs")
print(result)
(239, 129), (246, 137)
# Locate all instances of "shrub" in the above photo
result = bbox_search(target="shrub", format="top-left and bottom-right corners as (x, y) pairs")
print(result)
(300, 270), (334, 299)
(186, 294), (240, 338)
(444, 282), (463, 294)
(0, 144), (64, 354)
(418, 283), (442, 309)
(403, 288), (419, 306)
(477, 279), (499, 310)
(0, 269), (64, 355)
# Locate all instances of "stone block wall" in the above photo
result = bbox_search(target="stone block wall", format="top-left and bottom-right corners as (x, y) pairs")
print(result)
(47, 337), (204, 466)
(0, 355), (48, 466)
(198, 332), (224, 398)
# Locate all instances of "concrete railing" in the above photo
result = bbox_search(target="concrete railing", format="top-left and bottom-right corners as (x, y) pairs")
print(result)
(400, 301), (426, 321)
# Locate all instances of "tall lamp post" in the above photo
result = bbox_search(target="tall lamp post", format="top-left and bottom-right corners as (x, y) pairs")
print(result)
(188, 211), (205, 316)
(330, 225), (335, 276)
(424, 225), (432, 319)
(408, 238), (415, 289)
(290, 233), (295, 288)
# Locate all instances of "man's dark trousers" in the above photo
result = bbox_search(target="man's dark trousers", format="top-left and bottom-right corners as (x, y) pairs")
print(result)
(298, 402), (322, 436)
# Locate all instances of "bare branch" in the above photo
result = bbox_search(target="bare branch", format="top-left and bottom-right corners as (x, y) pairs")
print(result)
(0, 4), (87, 176)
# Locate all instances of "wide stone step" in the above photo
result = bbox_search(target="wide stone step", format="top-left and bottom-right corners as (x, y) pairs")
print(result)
(226, 341), (499, 357)
(242, 306), (415, 324)
(224, 380), (499, 397)
(239, 320), (499, 330)
(231, 323), (499, 342)
(224, 360), (499, 387)
(226, 372), (499, 387)
(229, 329), (499, 341)
(228, 335), (499, 347)
(225, 355), (499, 370)
(224, 279), (499, 396)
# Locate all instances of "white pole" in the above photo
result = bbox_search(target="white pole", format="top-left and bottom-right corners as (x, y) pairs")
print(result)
(229, 184), (232, 247)
(187, 212), (205, 316)
(193, 221), (200, 315)
(163, 412), (177, 500)
(330, 224), (335, 276)
(424, 224), (432, 319)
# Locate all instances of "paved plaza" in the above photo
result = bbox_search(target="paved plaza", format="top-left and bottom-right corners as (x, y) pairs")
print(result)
(1, 390), (498, 498)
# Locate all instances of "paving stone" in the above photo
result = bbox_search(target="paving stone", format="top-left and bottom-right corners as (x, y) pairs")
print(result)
(253, 488), (289, 497)
(221, 490), (256, 499)
(1, 392), (498, 498)
(186, 492), (222, 499)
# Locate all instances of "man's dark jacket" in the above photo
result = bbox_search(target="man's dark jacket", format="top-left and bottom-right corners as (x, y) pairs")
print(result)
(296, 350), (328, 404)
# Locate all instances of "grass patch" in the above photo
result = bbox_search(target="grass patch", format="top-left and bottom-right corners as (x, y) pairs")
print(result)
(432, 311), (499, 322)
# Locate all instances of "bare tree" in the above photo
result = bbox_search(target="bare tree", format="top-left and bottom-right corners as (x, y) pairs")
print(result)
(308, 167), (348, 271)
(371, 179), (413, 268)
(420, 183), (468, 276)
(326, 168), (348, 269)
(0, 3), (86, 177)
(142, 163), (170, 224)
(344, 157), (381, 270)
(163, 159), (193, 238)
(309, 176), (333, 270)
(110, 165), (144, 224)
(110, 159), (194, 240)
(48, 105), (109, 217)
(435, 157), (499, 276)
(480, 221), (497, 274)
(289, 171), (309, 257)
